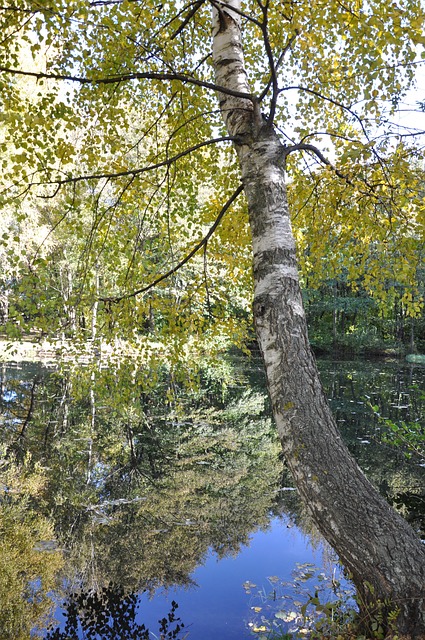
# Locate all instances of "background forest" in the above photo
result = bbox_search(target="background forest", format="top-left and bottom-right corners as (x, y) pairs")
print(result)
(2, 155), (425, 356)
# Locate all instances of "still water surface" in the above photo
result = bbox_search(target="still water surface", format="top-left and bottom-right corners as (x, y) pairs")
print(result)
(0, 356), (424, 638)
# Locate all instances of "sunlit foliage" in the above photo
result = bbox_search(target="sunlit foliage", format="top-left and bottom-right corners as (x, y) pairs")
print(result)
(0, 0), (424, 352)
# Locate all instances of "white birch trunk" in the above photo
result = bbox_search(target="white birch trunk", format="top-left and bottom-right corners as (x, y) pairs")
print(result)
(212, 4), (425, 636)
(92, 267), (100, 342)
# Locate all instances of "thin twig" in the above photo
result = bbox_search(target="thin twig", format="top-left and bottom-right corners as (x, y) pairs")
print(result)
(282, 142), (352, 184)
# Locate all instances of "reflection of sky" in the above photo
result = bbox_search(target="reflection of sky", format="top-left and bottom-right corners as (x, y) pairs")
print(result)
(134, 517), (329, 640)
(49, 519), (330, 639)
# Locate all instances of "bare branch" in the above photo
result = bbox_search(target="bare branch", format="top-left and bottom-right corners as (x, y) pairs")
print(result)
(0, 4), (48, 13)
(100, 183), (244, 303)
(279, 84), (392, 177)
(258, 32), (297, 104)
(299, 130), (367, 146)
(283, 141), (405, 224)
(255, 2), (278, 123)
(280, 84), (361, 122)
(152, 0), (206, 39)
(209, 0), (262, 27)
(273, 33), (298, 82)
(89, 0), (140, 5)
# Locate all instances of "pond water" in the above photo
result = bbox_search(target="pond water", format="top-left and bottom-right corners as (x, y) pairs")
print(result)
(0, 355), (424, 639)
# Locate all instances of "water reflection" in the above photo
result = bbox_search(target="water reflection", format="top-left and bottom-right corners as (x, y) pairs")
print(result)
(0, 356), (424, 638)
(47, 517), (338, 640)
(0, 449), (64, 640)
(1, 359), (285, 637)
(45, 585), (185, 640)
(318, 358), (425, 537)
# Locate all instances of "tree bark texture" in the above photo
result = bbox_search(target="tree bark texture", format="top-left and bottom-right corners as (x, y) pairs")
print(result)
(212, 4), (425, 637)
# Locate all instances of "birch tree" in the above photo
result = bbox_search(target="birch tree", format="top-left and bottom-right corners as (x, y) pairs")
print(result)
(211, 2), (425, 636)
(1, 0), (425, 635)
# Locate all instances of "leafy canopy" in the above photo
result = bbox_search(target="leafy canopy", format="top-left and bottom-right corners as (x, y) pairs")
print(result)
(0, 0), (425, 344)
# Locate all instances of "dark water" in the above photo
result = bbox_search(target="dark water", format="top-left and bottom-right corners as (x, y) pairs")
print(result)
(0, 356), (424, 639)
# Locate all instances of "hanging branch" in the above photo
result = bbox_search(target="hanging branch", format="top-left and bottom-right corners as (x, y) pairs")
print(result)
(281, 142), (352, 183)
(24, 136), (233, 191)
(99, 183), (244, 303)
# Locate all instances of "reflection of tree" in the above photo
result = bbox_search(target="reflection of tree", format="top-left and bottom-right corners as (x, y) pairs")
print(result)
(3, 356), (424, 628)
(0, 453), (64, 639)
(64, 387), (284, 592)
(45, 585), (185, 640)
(317, 359), (425, 537)
(2, 361), (285, 595)
(0, 363), (46, 458)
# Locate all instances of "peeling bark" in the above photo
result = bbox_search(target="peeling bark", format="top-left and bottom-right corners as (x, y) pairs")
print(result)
(212, 4), (425, 637)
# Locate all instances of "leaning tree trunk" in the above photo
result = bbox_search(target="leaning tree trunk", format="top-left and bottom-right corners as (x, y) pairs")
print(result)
(212, 3), (425, 637)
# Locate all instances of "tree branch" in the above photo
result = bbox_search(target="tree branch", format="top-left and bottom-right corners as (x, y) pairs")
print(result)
(256, 2), (278, 123)
(30, 136), (233, 189)
(280, 84), (361, 123)
(99, 183), (244, 303)
(282, 142), (352, 184)
(170, 0), (206, 39)
(280, 84), (394, 181)
(209, 0), (263, 27)
(258, 32), (298, 104)
(0, 66), (255, 101)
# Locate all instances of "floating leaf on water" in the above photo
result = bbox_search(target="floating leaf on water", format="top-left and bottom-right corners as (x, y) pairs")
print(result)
(251, 606), (262, 612)
(243, 581), (257, 593)
(251, 625), (269, 633)
(267, 575), (280, 583)
(274, 610), (287, 620)
(299, 572), (314, 581)
(276, 610), (297, 622)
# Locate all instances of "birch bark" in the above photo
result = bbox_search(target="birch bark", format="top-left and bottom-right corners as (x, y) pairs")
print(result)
(212, 3), (425, 636)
